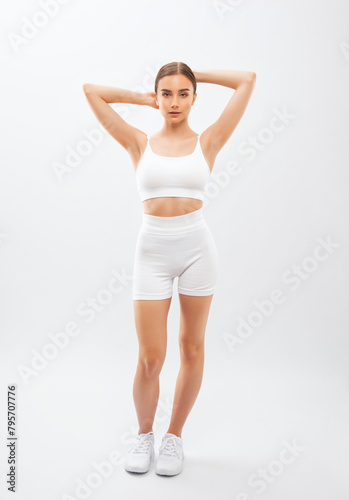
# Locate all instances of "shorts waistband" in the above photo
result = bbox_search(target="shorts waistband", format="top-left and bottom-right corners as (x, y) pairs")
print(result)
(141, 207), (206, 234)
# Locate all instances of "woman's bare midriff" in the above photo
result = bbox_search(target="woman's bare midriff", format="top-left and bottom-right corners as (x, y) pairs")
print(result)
(143, 197), (203, 217)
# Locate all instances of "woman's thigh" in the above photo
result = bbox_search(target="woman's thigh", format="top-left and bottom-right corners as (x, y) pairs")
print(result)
(178, 293), (214, 349)
(133, 297), (172, 360)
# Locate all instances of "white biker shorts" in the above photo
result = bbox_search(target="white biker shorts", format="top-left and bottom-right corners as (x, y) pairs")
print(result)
(132, 207), (219, 300)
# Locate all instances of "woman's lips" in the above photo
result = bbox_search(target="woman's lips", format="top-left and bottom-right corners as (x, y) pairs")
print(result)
(169, 112), (180, 115)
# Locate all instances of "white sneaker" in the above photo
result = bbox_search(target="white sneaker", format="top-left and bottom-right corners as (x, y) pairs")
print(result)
(124, 431), (155, 473)
(155, 433), (184, 476)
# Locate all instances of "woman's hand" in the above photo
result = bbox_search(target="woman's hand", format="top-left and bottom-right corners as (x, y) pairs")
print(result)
(144, 92), (159, 109)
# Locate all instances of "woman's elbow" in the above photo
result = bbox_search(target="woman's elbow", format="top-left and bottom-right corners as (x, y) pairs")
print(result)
(83, 83), (93, 94)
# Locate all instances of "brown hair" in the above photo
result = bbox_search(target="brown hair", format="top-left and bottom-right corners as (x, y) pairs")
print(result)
(154, 61), (197, 95)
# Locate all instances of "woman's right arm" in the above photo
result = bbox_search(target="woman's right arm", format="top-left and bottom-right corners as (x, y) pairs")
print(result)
(82, 84), (156, 153)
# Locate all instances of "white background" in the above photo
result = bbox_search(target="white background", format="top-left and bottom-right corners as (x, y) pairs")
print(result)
(1, 0), (348, 498)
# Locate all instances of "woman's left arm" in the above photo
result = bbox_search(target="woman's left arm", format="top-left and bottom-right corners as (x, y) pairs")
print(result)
(193, 69), (256, 152)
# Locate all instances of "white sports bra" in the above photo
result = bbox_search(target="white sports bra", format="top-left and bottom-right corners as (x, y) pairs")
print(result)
(136, 134), (211, 203)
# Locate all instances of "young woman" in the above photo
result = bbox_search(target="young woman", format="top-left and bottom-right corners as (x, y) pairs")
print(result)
(83, 62), (256, 476)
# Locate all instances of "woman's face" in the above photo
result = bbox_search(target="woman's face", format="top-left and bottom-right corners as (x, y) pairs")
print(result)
(155, 74), (196, 122)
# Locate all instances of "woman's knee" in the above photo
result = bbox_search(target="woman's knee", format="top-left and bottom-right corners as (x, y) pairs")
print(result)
(179, 338), (204, 362)
(138, 352), (165, 377)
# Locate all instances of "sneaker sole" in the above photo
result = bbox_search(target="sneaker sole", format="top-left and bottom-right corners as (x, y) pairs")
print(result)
(155, 465), (183, 476)
(124, 446), (154, 473)
(155, 456), (184, 476)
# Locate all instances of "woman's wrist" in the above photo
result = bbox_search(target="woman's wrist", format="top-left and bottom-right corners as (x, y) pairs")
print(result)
(129, 90), (150, 105)
(193, 69), (256, 89)
(193, 70), (204, 83)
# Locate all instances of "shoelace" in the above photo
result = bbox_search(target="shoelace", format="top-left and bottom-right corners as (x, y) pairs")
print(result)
(132, 433), (153, 454)
(161, 437), (180, 458)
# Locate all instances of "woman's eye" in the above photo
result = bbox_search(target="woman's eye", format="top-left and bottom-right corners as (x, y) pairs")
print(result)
(162, 93), (188, 97)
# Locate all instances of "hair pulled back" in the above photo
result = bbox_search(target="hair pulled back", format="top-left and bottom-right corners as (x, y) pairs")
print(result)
(154, 61), (196, 95)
